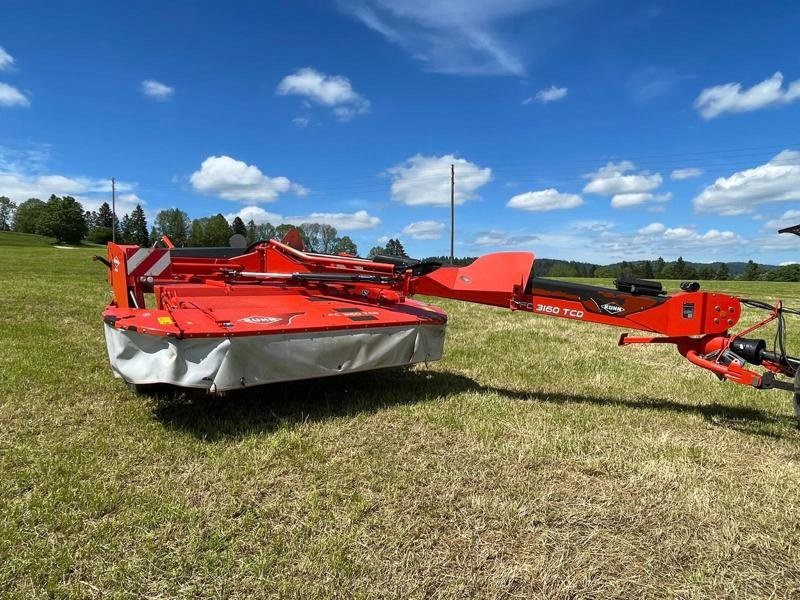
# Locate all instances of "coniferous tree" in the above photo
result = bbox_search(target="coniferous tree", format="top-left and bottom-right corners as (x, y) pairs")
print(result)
(120, 213), (133, 243)
(128, 204), (149, 246)
(246, 219), (257, 244)
(385, 238), (408, 257)
(97, 202), (114, 228)
(232, 216), (247, 238)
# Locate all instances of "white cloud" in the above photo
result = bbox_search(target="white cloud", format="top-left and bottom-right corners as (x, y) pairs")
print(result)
(190, 155), (307, 203)
(524, 85), (568, 104)
(693, 150), (800, 215)
(694, 72), (800, 119)
(763, 209), (800, 232)
(402, 220), (445, 240)
(291, 210), (380, 231)
(225, 206), (380, 231)
(292, 116), (310, 127)
(638, 222), (665, 235)
(276, 68), (369, 121)
(573, 220), (615, 233)
(474, 229), (538, 247)
(0, 82), (29, 107)
(506, 188), (582, 211)
(0, 162), (141, 215)
(671, 167), (703, 180)
(339, 1), (560, 76)
(387, 154), (491, 206)
(141, 79), (175, 101)
(469, 220), (746, 263)
(583, 161), (662, 195)
(662, 227), (741, 246)
(0, 47), (14, 71)
(582, 160), (666, 209)
(611, 192), (670, 209)
(377, 235), (391, 245)
(223, 206), (284, 225)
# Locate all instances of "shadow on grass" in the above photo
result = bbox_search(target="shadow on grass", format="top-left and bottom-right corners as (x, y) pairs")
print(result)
(148, 368), (798, 441)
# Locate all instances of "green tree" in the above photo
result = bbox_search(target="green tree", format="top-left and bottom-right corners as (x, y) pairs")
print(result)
(84, 210), (98, 231)
(128, 204), (149, 246)
(13, 198), (45, 234)
(190, 214), (231, 247)
(654, 256), (666, 278)
(120, 213), (133, 243)
(640, 260), (654, 279)
(0, 196), (17, 230)
(385, 238), (408, 257)
(232, 216), (247, 237)
(593, 265), (618, 278)
(303, 223), (338, 254)
(87, 227), (113, 244)
(148, 226), (159, 246)
(698, 265), (716, 280)
(333, 235), (358, 255)
(716, 263), (730, 280)
(255, 222), (276, 242)
(368, 244), (388, 258)
(37, 195), (87, 244)
(155, 208), (191, 246)
(97, 202), (114, 228)
(275, 223), (297, 240)
(673, 256), (687, 279)
(762, 264), (800, 282)
(548, 262), (579, 277)
(742, 260), (761, 281)
(246, 219), (257, 244)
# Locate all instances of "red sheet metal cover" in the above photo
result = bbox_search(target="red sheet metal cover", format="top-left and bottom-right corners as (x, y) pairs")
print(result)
(412, 252), (534, 307)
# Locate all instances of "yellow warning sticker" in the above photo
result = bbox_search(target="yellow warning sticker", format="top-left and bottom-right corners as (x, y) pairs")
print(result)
(157, 316), (174, 325)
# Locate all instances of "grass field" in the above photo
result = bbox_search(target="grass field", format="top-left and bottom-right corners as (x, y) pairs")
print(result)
(2, 234), (800, 598)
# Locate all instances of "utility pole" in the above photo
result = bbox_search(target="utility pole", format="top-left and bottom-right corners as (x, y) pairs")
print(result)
(450, 163), (454, 263)
(111, 177), (116, 243)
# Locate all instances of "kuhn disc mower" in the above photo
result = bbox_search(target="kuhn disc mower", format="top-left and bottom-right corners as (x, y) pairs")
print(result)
(97, 225), (800, 415)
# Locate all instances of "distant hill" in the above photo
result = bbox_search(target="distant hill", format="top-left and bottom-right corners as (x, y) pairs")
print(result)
(603, 260), (779, 277)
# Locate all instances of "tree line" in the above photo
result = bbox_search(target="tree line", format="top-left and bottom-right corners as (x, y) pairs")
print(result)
(543, 256), (800, 282)
(1, 195), (797, 280)
(0, 197), (361, 256)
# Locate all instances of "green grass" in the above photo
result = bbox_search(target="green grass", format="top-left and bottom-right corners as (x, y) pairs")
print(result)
(0, 231), (57, 247)
(2, 240), (800, 598)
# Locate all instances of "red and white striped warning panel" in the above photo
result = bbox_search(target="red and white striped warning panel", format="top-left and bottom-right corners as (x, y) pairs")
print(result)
(125, 248), (172, 279)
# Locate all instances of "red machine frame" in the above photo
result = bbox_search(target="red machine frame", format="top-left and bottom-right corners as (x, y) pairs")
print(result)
(99, 227), (799, 402)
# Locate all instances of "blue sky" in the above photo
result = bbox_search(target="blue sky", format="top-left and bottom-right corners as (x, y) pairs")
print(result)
(1, 0), (800, 263)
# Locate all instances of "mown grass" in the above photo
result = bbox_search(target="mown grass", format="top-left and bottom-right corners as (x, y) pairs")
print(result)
(1, 235), (800, 598)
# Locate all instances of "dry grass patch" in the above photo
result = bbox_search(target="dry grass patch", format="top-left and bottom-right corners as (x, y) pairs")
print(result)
(1, 240), (800, 597)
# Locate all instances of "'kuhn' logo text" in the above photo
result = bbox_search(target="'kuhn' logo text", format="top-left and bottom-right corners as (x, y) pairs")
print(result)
(600, 302), (625, 314)
(240, 316), (282, 324)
